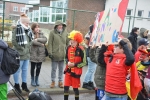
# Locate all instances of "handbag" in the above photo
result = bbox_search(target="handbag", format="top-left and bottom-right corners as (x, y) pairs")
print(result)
(44, 45), (48, 57)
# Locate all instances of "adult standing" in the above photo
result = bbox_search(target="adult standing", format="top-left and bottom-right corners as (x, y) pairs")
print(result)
(30, 23), (47, 86)
(47, 20), (68, 88)
(12, 14), (34, 93)
(128, 27), (139, 54)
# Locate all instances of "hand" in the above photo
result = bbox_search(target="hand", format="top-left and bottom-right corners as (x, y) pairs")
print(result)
(35, 39), (37, 41)
(68, 62), (74, 68)
(91, 45), (96, 49)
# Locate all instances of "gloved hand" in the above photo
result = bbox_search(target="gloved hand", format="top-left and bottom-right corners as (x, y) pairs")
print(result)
(49, 55), (53, 60)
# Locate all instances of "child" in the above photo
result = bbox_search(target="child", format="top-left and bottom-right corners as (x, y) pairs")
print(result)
(64, 30), (86, 100)
(99, 38), (134, 100)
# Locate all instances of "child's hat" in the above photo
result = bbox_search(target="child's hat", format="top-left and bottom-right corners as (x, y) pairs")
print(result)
(68, 30), (83, 43)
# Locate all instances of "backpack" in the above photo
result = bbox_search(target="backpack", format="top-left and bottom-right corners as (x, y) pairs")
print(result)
(1, 47), (20, 75)
(28, 89), (53, 100)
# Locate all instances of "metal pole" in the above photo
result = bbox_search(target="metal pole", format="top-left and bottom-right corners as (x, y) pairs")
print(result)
(132, 0), (138, 28)
(128, 16), (131, 36)
(2, 1), (5, 39)
(72, 10), (76, 30)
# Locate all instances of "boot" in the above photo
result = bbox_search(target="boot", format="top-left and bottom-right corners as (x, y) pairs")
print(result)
(50, 81), (55, 88)
(88, 81), (95, 90)
(21, 82), (30, 92)
(31, 76), (36, 87)
(58, 81), (64, 88)
(35, 76), (39, 86)
(14, 83), (22, 94)
(82, 82), (93, 90)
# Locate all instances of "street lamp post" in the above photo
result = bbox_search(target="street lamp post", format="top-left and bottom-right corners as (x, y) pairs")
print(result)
(132, 0), (138, 28)
(2, 0), (5, 39)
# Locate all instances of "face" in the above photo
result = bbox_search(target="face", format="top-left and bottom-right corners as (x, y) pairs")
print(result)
(139, 53), (149, 62)
(135, 29), (139, 34)
(114, 44), (123, 54)
(21, 18), (30, 27)
(34, 26), (40, 33)
(70, 40), (78, 47)
(84, 38), (89, 45)
(57, 24), (63, 31)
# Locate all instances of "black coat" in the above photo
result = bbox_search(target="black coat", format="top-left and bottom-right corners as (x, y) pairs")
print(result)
(128, 32), (138, 54)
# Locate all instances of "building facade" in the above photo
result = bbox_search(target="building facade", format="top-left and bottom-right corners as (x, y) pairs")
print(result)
(105, 0), (150, 34)
(27, 0), (105, 34)
(0, 1), (26, 20)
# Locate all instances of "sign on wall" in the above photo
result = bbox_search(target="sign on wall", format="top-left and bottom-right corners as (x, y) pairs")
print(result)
(89, 0), (129, 46)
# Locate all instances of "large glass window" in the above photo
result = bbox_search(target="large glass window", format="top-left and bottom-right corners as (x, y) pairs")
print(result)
(0, 4), (3, 9)
(50, 0), (67, 23)
(40, 7), (50, 22)
(33, 10), (39, 22)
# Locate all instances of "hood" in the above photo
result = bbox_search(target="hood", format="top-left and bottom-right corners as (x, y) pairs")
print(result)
(0, 39), (8, 49)
(54, 20), (66, 29)
(140, 28), (149, 38)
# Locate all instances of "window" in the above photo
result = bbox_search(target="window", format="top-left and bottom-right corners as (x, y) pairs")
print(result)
(148, 11), (150, 18)
(33, 10), (39, 22)
(137, 10), (144, 17)
(40, 7), (50, 22)
(50, 0), (67, 23)
(0, 4), (2, 9)
(126, 9), (132, 16)
(20, 7), (25, 12)
(28, 12), (32, 22)
(13, 6), (18, 11)
(0, 13), (2, 16)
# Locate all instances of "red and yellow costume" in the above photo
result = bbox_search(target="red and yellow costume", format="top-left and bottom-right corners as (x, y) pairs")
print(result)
(64, 31), (86, 88)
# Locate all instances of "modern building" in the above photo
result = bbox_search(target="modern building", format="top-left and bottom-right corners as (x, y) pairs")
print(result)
(105, 0), (150, 34)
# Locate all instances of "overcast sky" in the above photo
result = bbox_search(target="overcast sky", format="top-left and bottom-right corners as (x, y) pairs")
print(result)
(10, 0), (29, 3)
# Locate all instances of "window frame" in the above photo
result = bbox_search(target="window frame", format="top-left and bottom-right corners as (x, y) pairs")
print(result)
(13, 6), (18, 12)
(20, 7), (25, 12)
(126, 9), (132, 16)
(137, 10), (144, 17)
(0, 4), (3, 9)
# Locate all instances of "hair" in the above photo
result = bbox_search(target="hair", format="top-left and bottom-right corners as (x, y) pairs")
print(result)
(131, 27), (139, 33)
(31, 23), (39, 31)
(20, 13), (29, 23)
(121, 38), (132, 50)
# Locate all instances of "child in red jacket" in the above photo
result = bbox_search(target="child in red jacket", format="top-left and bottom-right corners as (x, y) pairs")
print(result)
(99, 38), (134, 100)
(64, 30), (86, 100)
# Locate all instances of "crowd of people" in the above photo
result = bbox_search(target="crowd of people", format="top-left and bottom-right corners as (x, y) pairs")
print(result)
(0, 13), (150, 100)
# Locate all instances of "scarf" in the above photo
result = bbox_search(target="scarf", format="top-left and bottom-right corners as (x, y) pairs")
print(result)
(16, 21), (34, 46)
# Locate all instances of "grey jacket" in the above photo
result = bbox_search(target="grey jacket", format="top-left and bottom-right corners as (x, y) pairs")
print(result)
(89, 47), (106, 90)
(30, 32), (47, 62)
(0, 39), (10, 84)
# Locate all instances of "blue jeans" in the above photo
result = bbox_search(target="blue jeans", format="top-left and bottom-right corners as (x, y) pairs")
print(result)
(83, 57), (97, 83)
(105, 94), (127, 100)
(13, 60), (29, 84)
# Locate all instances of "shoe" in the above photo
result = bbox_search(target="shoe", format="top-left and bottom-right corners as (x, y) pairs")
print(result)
(14, 83), (22, 94)
(21, 82), (30, 92)
(58, 81), (64, 88)
(88, 81), (95, 90)
(82, 82), (93, 90)
(35, 76), (39, 86)
(50, 81), (55, 88)
(31, 76), (36, 87)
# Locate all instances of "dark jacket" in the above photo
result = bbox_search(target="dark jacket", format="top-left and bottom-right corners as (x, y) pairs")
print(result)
(0, 39), (10, 84)
(128, 32), (138, 54)
(89, 47), (106, 90)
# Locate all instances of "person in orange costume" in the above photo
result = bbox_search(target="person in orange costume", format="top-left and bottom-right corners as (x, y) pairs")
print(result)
(64, 30), (86, 100)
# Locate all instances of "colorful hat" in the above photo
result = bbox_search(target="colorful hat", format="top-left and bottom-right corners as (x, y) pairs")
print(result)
(68, 30), (83, 43)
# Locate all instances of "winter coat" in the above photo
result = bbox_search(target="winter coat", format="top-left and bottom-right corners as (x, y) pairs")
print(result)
(30, 32), (47, 63)
(12, 27), (32, 60)
(0, 39), (10, 84)
(128, 32), (138, 54)
(89, 47), (106, 90)
(47, 20), (69, 61)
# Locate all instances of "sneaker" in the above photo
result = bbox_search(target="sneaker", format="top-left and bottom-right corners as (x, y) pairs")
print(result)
(82, 82), (93, 90)
(50, 81), (55, 88)
(58, 82), (64, 88)
(14, 83), (22, 94)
